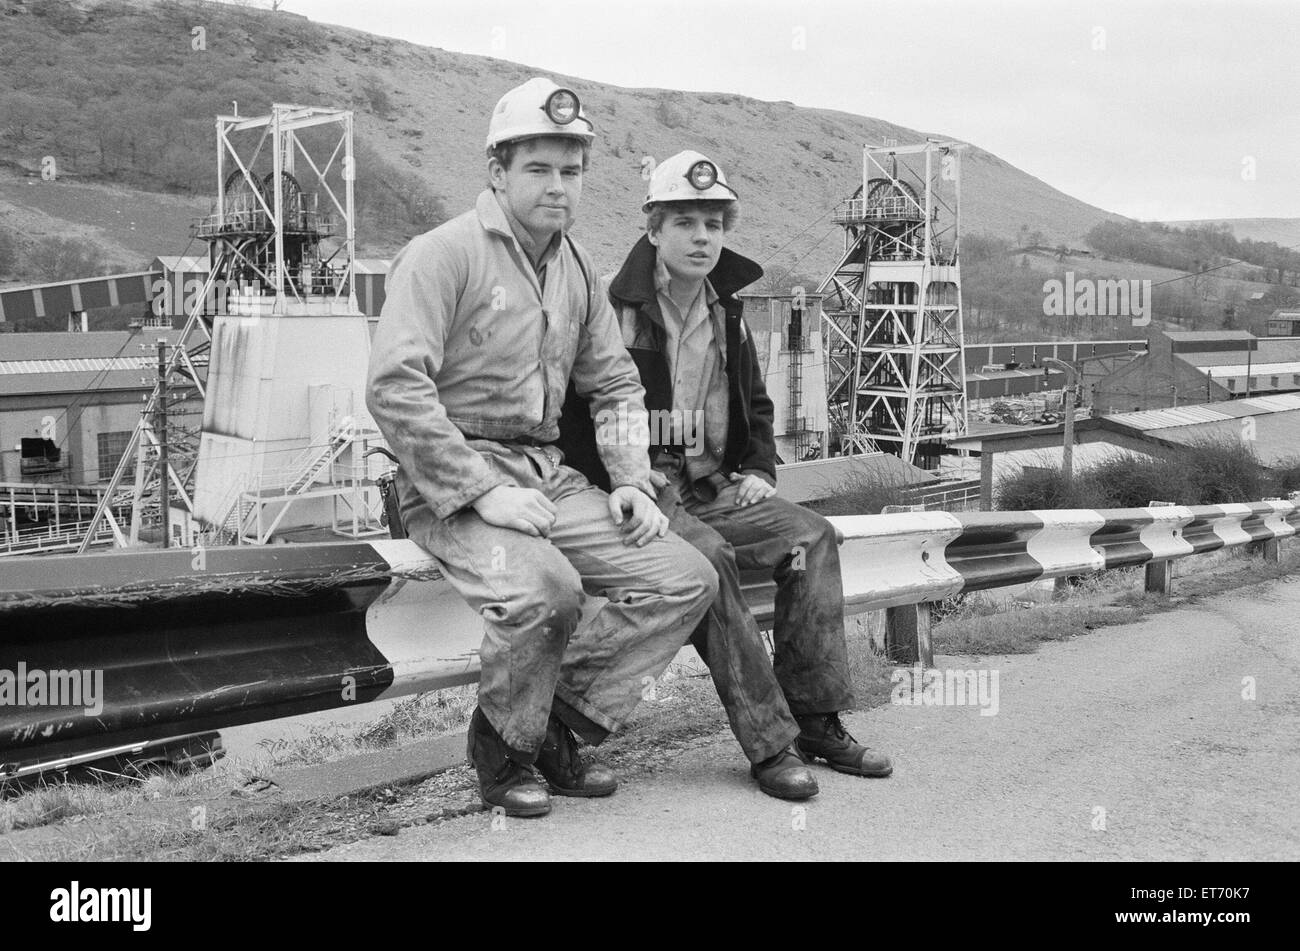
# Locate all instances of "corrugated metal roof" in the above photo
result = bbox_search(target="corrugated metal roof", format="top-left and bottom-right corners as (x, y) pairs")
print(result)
(1202, 362), (1300, 378)
(0, 368), (153, 397)
(0, 330), (183, 362)
(1104, 393), (1300, 431)
(0, 357), (152, 375)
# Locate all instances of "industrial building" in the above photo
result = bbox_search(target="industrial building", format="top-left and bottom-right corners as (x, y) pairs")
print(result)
(1094, 330), (1300, 414)
(1266, 309), (1300, 337)
(0, 328), (191, 485)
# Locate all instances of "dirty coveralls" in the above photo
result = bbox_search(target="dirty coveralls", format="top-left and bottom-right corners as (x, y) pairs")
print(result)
(366, 191), (718, 758)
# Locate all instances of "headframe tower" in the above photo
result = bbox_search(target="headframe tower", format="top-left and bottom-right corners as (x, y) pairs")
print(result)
(817, 141), (968, 467)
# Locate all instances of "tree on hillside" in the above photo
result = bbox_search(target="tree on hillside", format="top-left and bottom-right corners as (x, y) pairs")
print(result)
(24, 236), (108, 283)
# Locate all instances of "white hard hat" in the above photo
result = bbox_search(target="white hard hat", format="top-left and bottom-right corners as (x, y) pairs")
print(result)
(643, 150), (739, 212)
(485, 77), (595, 152)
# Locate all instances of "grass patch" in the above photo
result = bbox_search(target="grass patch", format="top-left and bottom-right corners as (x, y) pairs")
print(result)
(933, 602), (1146, 655)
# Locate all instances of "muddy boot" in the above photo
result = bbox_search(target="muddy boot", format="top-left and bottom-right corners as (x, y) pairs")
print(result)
(466, 706), (551, 817)
(534, 713), (617, 797)
(795, 712), (893, 778)
(750, 744), (819, 800)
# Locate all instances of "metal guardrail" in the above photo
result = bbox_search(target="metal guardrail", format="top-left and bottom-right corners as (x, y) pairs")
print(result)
(0, 499), (1296, 776)
(1, 519), (117, 557)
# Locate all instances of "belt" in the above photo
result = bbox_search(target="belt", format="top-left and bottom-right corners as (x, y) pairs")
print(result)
(463, 432), (555, 449)
(692, 470), (732, 503)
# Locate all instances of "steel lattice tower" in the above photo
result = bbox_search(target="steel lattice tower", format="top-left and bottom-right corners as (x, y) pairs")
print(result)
(817, 141), (969, 468)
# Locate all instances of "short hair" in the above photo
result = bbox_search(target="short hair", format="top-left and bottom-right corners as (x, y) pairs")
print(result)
(645, 200), (739, 235)
(487, 135), (591, 173)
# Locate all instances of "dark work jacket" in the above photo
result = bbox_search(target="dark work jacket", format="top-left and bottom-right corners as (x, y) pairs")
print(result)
(556, 234), (777, 494)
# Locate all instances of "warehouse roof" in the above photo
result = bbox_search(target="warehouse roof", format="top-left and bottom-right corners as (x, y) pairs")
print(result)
(1103, 393), (1300, 431)
(0, 330), (183, 361)
(1179, 338), (1300, 368)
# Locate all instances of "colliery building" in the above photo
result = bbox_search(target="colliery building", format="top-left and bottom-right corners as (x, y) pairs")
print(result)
(1094, 330), (1300, 414)
(0, 329), (191, 485)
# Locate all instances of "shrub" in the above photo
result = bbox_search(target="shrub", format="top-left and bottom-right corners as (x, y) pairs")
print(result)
(1182, 436), (1265, 504)
(1086, 452), (1194, 508)
(803, 470), (911, 516)
(1270, 456), (1300, 496)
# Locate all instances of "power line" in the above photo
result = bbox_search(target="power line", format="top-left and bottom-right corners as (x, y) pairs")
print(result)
(756, 205), (837, 269)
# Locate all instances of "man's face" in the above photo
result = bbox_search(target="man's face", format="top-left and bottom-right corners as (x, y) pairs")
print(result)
(649, 205), (725, 283)
(489, 137), (584, 246)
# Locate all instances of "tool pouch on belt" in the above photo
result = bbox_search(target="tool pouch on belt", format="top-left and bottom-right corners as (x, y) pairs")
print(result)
(365, 448), (407, 540)
(375, 470), (407, 540)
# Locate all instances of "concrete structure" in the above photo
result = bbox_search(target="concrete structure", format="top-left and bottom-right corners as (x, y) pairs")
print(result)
(185, 104), (386, 545)
(741, 292), (829, 461)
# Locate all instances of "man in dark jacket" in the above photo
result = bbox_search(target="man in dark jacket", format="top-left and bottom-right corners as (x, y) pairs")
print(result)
(558, 151), (892, 799)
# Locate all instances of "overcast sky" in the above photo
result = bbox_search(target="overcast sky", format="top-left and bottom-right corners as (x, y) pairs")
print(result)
(289, 0), (1300, 224)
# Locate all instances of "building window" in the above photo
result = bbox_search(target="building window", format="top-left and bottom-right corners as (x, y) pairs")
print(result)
(96, 431), (132, 481)
(1249, 377), (1258, 389)
(1226, 379), (1236, 391)
(1293, 374), (1300, 387)
(1271, 376), (1280, 389)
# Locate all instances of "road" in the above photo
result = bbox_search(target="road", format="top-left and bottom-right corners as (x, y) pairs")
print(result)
(295, 581), (1300, 861)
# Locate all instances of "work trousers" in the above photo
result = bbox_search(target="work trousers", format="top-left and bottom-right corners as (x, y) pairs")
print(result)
(399, 440), (718, 759)
(656, 465), (855, 763)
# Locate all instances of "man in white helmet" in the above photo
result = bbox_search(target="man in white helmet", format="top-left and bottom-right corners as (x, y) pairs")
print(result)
(559, 150), (892, 799)
(367, 81), (717, 818)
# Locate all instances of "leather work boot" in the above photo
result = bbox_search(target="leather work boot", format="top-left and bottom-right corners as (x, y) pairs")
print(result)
(795, 712), (893, 778)
(466, 706), (551, 817)
(750, 745), (819, 800)
(534, 713), (618, 797)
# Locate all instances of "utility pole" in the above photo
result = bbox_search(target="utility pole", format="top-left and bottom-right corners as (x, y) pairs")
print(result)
(1044, 358), (1077, 487)
(157, 339), (169, 549)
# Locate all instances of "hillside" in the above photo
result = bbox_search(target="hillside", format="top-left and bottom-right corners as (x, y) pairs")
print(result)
(0, 0), (1127, 289)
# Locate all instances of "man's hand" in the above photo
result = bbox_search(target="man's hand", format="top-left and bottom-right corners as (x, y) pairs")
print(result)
(607, 485), (669, 547)
(648, 469), (670, 493)
(471, 485), (558, 537)
(729, 472), (777, 507)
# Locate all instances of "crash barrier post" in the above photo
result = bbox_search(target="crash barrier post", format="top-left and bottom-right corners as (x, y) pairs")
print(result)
(1, 498), (1297, 778)
(880, 504), (935, 665)
(1144, 501), (1177, 595)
